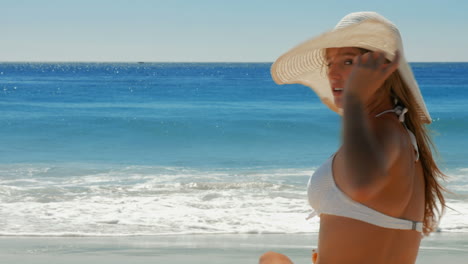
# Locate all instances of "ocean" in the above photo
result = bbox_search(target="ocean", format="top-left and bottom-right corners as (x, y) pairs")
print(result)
(0, 62), (467, 237)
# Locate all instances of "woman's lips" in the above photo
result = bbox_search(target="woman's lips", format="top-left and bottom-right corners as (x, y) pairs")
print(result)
(332, 87), (343, 96)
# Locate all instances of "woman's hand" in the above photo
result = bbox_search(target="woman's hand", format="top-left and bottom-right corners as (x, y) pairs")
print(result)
(344, 50), (401, 104)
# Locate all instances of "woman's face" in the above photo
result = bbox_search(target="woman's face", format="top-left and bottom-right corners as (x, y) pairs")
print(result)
(325, 47), (364, 108)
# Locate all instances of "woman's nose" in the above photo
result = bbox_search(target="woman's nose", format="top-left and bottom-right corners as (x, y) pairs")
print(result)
(328, 64), (342, 80)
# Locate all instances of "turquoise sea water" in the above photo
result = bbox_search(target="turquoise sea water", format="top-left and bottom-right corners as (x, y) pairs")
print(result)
(0, 62), (467, 236)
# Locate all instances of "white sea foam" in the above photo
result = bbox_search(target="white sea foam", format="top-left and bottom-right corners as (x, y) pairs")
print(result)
(0, 164), (467, 236)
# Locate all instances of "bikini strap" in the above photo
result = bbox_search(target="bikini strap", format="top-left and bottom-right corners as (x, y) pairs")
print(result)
(375, 105), (420, 161)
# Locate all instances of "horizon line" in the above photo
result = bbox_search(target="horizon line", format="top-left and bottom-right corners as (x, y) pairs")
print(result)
(1, 60), (468, 64)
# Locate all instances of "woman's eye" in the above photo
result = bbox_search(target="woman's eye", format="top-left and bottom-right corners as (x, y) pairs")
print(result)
(344, 59), (353, 65)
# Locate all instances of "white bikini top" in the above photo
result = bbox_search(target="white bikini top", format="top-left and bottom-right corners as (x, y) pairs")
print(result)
(306, 105), (423, 232)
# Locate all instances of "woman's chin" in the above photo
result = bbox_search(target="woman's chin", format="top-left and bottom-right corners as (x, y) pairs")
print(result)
(334, 98), (343, 109)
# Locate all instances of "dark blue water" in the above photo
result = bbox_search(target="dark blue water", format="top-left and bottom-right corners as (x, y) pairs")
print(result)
(0, 62), (467, 169)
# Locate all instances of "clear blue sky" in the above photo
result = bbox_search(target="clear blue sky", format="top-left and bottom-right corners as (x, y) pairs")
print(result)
(2, 0), (467, 62)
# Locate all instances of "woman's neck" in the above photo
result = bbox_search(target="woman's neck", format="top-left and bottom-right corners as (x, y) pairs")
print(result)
(365, 95), (395, 118)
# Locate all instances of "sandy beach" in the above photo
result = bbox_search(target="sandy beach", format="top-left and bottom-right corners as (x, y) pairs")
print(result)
(1, 232), (467, 264)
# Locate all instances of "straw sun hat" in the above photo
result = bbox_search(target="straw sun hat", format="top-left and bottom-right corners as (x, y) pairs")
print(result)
(271, 11), (431, 124)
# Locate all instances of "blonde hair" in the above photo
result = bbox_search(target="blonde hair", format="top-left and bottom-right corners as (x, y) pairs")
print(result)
(382, 71), (447, 235)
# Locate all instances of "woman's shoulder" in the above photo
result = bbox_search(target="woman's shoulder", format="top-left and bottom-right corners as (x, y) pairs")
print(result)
(372, 115), (419, 184)
(371, 116), (410, 167)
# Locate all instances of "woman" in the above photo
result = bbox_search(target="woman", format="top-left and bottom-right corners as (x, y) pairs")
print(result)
(260, 12), (446, 264)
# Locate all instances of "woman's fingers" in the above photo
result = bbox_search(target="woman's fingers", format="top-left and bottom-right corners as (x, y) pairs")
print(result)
(356, 51), (385, 68)
(354, 52), (362, 65)
(376, 52), (386, 66)
(356, 50), (400, 75)
(385, 50), (401, 73)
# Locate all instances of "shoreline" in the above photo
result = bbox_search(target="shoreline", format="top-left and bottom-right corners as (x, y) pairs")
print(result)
(0, 232), (467, 263)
